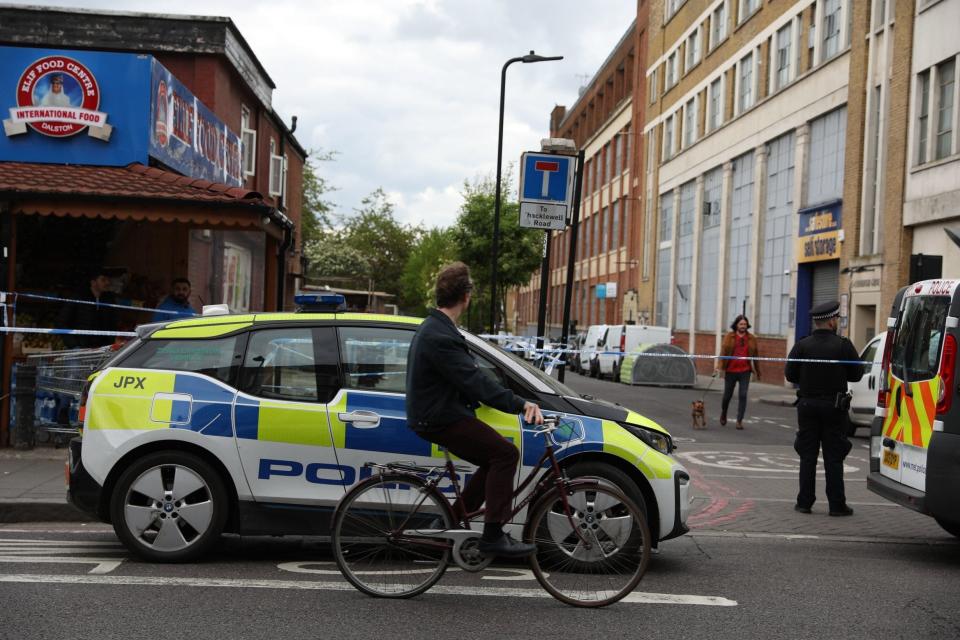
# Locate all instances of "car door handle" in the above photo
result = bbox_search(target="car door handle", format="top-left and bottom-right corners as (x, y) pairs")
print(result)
(338, 410), (381, 429)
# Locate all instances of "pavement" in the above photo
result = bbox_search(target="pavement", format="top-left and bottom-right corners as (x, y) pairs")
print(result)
(0, 445), (89, 523)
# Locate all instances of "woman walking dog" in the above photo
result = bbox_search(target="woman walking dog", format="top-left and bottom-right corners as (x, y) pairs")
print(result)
(716, 315), (760, 430)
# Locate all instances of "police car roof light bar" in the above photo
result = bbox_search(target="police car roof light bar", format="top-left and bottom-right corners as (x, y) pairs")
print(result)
(295, 293), (347, 313)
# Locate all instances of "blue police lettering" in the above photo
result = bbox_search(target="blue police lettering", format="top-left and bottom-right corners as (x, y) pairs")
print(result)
(258, 458), (302, 479)
(113, 376), (146, 389)
(258, 458), (355, 486)
(305, 463), (355, 486)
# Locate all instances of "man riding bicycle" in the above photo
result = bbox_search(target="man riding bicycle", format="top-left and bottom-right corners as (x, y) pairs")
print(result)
(405, 262), (543, 558)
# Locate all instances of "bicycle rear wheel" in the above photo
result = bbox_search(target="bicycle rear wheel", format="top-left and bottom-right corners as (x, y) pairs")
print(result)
(332, 473), (454, 598)
(526, 482), (651, 607)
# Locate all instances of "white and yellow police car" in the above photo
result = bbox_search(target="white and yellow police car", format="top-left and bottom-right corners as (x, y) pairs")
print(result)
(68, 294), (691, 562)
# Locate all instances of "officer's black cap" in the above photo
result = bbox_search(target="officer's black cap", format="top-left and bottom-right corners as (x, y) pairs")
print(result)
(810, 300), (840, 320)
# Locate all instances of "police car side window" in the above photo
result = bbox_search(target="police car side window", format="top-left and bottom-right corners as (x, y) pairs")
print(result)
(240, 328), (320, 402)
(338, 326), (412, 394)
(121, 337), (239, 384)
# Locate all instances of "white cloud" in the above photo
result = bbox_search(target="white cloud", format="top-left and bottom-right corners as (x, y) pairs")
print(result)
(8, 0), (635, 227)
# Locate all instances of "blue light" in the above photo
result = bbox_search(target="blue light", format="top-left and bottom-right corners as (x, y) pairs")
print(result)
(294, 293), (346, 312)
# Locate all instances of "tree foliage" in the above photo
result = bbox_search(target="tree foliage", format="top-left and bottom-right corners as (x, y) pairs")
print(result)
(300, 149), (338, 247)
(401, 227), (458, 316)
(453, 173), (543, 332)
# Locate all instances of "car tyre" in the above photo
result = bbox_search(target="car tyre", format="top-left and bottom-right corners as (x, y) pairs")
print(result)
(110, 450), (228, 563)
(589, 360), (599, 378)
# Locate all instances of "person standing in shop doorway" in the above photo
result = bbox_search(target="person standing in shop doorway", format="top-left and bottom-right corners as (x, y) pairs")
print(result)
(716, 314), (760, 430)
(152, 278), (196, 321)
(57, 269), (118, 349)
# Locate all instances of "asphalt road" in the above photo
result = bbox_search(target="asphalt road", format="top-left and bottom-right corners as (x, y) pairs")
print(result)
(2, 374), (958, 639)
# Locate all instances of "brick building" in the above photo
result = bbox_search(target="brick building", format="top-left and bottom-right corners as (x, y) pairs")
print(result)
(512, 16), (643, 337)
(641, 0), (855, 380)
(0, 6), (306, 446)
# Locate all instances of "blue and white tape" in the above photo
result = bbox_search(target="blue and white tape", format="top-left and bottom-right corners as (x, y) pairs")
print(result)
(3, 291), (195, 317)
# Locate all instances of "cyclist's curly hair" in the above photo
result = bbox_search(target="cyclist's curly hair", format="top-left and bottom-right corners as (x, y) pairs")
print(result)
(435, 261), (474, 308)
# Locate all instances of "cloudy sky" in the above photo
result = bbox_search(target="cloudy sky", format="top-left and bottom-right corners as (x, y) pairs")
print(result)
(10, 0), (635, 228)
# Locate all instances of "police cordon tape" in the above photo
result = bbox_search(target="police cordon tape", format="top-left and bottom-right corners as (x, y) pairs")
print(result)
(2, 290), (196, 317)
(0, 326), (136, 337)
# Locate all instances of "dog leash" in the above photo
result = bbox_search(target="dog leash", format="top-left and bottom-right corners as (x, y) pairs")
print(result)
(700, 373), (718, 402)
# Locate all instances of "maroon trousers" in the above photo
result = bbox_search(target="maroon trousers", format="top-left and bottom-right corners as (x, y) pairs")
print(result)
(417, 417), (519, 524)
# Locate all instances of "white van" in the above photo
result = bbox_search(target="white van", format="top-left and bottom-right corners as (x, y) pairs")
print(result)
(598, 324), (673, 380)
(847, 331), (885, 434)
(580, 324), (609, 376)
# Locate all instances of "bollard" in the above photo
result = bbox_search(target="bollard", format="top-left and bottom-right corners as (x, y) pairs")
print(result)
(10, 363), (37, 450)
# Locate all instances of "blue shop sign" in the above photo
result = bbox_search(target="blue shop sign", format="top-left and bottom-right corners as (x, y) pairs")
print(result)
(149, 60), (242, 187)
(0, 46), (150, 166)
(0, 46), (243, 187)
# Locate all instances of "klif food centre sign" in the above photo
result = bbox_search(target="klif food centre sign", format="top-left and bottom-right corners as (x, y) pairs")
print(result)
(518, 152), (575, 230)
(149, 60), (242, 187)
(797, 200), (842, 263)
(0, 46), (242, 187)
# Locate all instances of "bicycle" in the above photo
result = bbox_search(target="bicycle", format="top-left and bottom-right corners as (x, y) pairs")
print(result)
(330, 414), (651, 607)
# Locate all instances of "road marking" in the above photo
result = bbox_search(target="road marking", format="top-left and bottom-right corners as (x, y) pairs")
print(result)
(0, 538), (126, 573)
(0, 573), (738, 606)
(690, 531), (954, 546)
(278, 562), (538, 582)
(0, 557), (122, 574)
(677, 451), (859, 474)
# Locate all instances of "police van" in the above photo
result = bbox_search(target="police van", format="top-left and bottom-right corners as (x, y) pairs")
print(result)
(867, 280), (960, 537)
(68, 295), (691, 561)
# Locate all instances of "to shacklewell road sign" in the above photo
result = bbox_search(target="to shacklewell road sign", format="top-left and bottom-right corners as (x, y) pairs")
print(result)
(519, 152), (575, 230)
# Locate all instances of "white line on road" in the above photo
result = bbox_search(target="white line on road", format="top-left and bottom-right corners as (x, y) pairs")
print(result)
(0, 573), (738, 606)
(0, 557), (123, 574)
(690, 531), (954, 546)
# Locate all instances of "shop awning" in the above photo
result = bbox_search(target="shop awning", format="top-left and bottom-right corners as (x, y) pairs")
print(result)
(0, 161), (283, 236)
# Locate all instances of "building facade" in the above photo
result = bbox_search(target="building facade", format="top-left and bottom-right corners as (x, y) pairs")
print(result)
(642, 0), (856, 379)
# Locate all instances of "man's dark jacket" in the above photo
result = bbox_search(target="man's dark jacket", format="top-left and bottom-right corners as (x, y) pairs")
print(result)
(785, 329), (864, 397)
(406, 309), (525, 432)
(56, 289), (118, 348)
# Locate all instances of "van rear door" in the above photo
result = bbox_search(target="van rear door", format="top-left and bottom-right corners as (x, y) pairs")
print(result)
(879, 290), (952, 491)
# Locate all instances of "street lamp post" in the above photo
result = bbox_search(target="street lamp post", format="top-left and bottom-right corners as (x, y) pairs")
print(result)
(490, 50), (563, 333)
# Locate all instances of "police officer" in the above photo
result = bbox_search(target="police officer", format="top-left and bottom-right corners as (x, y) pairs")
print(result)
(785, 300), (864, 516)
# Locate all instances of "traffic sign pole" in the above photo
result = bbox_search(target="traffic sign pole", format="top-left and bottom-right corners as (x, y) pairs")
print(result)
(558, 148), (585, 383)
(535, 230), (551, 354)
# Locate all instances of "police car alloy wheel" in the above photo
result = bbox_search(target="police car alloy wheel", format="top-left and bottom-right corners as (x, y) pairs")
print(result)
(110, 451), (228, 562)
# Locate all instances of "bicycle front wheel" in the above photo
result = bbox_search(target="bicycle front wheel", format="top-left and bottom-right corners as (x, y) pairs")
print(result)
(332, 473), (454, 599)
(527, 482), (651, 607)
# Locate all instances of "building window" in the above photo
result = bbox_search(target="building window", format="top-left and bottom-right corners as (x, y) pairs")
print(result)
(775, 23), (793, 91)
(738, 0), (760, 25)
(822, 0), (842, 62)
(601, 207), (609, 254)
(612, 200), (621, 250)
(665, 0), (687, 22)
(615, 134), (623, 176)
(863, 85), (883, 256)
(807, 4), (817, 69)
(727, 152), (755, 322)
(872, 0), (885, 30)
(624, 126), (632, 172)
(674, 181), (696, 330)
(760, 132), (796, 337)
(935, 58), (955, 160)
(917, 71), (931, 164)
(605, 142), (614, 183)
(268, 138), (285, 198)
(686, 28), (701, 71)
(649, 68), (658, 104)
(699, 168), (723, 331)
(655, 191), (674, 326)
(738, 52), (754, 114)
(593, 212), (600, 255)
(667, 52), (679, 89)
(709, 77), (723, 131)
(241, 106), (256, 177)
(807, 107), (848, 205)
(710, 1), (728, 50)
(684, 97), (698, 148)
(663, 116), (675, 160)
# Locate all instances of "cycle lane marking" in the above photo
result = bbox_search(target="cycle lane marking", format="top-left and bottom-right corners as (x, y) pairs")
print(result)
(0, 573), (738, 606)
(0, 538), (126, 574)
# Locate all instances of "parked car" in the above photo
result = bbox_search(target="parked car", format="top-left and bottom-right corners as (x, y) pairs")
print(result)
(598, 325), (673, 381)
(848, 331), (885, 435)
(68, 297), (690, 562)
(579, 324), (609, 377)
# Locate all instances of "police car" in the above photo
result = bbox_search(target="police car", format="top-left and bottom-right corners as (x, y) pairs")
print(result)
(68, 294), (691, 562)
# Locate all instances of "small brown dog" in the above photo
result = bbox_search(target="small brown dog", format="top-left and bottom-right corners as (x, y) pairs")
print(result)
(691, 400), (706, 429)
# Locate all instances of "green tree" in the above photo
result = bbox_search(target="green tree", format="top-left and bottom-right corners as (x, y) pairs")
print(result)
(300, 149), (338, 247)
(303, 230), (371, 284)
(453, 173), (543, 333)
(341, 188), (421, 309)
(401, 227), (458, 316)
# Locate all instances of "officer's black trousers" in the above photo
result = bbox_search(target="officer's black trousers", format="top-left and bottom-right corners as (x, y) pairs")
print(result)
(794, 399), (853, 510)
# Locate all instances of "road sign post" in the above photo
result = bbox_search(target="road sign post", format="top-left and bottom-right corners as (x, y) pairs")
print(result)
(558, 148), (585, 383)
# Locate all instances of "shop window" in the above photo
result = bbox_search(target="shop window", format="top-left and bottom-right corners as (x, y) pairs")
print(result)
(241, 106), (256, 177)
(338, 326), (414, 394)
(240, 328), (329, 402)
(123, 336), (240, 385)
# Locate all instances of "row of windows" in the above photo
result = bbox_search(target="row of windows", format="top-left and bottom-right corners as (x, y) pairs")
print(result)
(126, 326), (438, 405)
(916, 54), (958, 166)
(658, 1), (847, 163)
(583, 127), (631, 195)
(240, 105), (288, 199)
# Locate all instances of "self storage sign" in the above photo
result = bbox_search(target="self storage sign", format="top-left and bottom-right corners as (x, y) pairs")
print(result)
(796, 201), (842, 263)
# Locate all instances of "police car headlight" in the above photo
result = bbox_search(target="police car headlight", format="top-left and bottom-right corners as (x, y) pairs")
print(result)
(620, 423), (673, 455)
